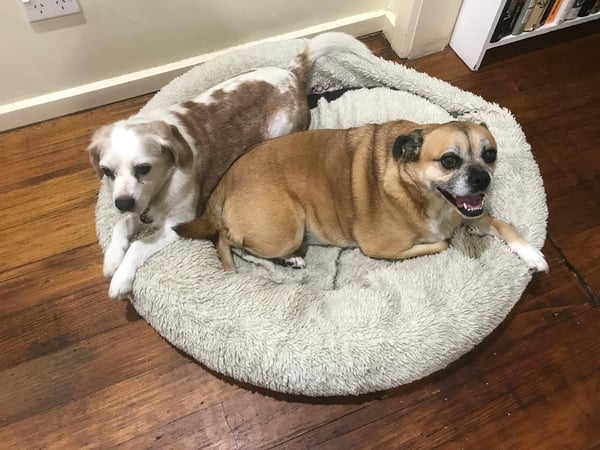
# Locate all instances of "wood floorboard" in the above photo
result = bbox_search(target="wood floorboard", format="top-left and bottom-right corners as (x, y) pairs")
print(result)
(0, 243), (103, 315)
(1, 359), (241, 448)
(0, 29), (598, 449)
(0, 285), (129, 371)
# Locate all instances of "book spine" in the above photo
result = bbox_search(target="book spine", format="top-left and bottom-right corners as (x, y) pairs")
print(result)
(540, 0), (557, 23)
(524, 0), (550, 31)
(577, 0), (597, 15)
(508, 0), (527, 33)
(512, 0), (538, 34)
(565, 0), (586, 19)
(491, 0), (522, 42)
(544, 0), (565, 23)
(555, 0), (577, 23)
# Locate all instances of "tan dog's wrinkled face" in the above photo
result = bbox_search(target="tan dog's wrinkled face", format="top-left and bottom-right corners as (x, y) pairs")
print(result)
(88, 121), (193, 215)
(393, 121), (498, 218)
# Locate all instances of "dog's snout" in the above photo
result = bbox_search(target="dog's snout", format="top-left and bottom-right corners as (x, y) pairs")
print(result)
(115, 196), (135, 212)
(468, 169), (491, 191)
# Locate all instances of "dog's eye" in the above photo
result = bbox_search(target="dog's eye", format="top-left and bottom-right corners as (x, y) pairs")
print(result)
(101, 167), (114, 179)
(440, 154), (461, 169)
(482, 148), (497, 164)
(135, 164), (151, 176)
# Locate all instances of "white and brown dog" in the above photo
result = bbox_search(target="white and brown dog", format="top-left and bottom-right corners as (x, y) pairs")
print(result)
(88, 32), (372, 299)
(175, 120), (549, 273)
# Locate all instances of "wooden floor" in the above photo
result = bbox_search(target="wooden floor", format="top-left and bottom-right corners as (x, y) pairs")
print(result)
(1, 28), (599, 449)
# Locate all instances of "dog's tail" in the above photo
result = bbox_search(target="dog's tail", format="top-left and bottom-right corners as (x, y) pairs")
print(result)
(174, 215), (237, 271)
(173, 215), (218, 240)
(288, 32), (372, 87)
(174, 210), (238, 271)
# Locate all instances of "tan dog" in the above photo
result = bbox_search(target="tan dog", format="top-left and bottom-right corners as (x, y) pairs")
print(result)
(175, 120), (548, 273)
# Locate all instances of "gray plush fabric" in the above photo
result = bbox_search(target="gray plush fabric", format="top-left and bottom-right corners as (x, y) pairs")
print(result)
(95, 38), (547, 396)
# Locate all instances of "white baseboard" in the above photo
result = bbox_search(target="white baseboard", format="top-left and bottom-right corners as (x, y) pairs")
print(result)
(0, 11), (385, 132)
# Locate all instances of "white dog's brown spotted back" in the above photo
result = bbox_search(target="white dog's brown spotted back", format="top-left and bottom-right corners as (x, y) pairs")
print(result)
(174, 77), (309, 214)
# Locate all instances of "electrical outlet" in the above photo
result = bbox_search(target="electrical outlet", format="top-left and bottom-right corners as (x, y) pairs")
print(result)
(22, 0), (82, 22)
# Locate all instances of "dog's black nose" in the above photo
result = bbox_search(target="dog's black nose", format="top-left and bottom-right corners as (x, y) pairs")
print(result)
(115, 197), (135, 212)
(468, 169), (491, 191)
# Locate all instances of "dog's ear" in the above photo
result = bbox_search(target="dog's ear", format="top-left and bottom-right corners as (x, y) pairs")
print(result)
(163, 125), (194, 169)
(150, 122), (194, 169)
(392, 130), (423, 161)
(87, 125), (112, 179)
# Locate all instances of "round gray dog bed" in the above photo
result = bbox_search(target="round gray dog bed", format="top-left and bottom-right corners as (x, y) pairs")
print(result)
(95, 38), (547, 396)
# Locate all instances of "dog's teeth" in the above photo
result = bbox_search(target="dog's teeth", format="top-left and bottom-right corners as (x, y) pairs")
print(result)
(459, 202), (483, 213)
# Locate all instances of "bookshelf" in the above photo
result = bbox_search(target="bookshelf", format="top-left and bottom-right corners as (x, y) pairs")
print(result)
(449, 0), (600, 70)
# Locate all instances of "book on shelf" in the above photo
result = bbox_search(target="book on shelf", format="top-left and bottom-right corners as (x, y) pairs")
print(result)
(577, 0), (598, 15)
(553, 0), (577, 23)
(512, 0), (537, 34)
(565, 0), (587, 19)
(524, 0), (551, 31)
(491, 0), (526, 42)
(544, 0), (565, 23)
(540, 0), (558, 23)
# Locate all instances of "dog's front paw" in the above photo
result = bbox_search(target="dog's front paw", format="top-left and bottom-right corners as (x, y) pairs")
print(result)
(108, 265), (135, 300)
(103, 244), (126, 279)
(511, 242), (549, 273)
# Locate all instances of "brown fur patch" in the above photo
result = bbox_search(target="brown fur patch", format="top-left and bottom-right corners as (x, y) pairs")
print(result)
(129, 121), (194, 169)
(87, 125), (112, 178)
(175, 79), (310, 214)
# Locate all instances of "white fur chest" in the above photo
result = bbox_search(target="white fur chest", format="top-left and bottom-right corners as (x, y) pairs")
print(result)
(424, 198), (462, 242)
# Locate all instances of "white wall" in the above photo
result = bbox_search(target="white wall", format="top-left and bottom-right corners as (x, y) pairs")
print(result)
(384, 0), (462, 58)
(407, 0), (463, 58)
(2, 0), (390, 104)
(0, 0), (461, 131)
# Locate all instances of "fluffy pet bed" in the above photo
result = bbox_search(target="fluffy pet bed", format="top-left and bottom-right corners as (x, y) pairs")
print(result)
(95, 38), (547, 396)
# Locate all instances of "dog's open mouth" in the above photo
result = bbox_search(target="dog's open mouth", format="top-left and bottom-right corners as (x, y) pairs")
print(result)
(438, 189), (485, 217)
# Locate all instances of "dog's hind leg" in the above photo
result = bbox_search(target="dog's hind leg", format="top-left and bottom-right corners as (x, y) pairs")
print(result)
(281, 256), (306, 269)
(216, 234), (235, 272)
(233, 208), (306, 267)
(275, 240), (308, 269)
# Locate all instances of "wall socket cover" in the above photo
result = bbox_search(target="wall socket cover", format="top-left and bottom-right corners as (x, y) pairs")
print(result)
(22, 0), (82, 22)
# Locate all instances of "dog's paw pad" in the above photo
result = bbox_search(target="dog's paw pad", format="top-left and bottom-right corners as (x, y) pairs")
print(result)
(284, 256), (306, 269)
